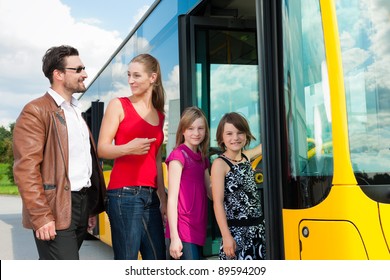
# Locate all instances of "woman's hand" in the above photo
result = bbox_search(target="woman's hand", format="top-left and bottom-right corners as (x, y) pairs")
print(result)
(125, 137), (156, 155)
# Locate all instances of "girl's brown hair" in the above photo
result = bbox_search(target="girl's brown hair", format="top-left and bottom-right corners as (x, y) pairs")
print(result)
(175, 106), (210, 157)
(130, 53), (166, 113)
(216, 112), (256, 151)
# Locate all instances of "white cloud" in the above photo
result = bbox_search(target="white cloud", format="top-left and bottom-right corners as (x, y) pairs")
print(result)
(165, 65), (180, 102)
(79, 18), (102, 26)
(116, 4), (153, 38)
(0, 0), (123, 127)
(339, 0), (390, 91)
(364, 0), (390, 90)
(131, 5), (152, 31)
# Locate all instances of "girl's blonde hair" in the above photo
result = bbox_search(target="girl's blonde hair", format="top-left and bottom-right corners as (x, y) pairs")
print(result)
(175, 106), (209, 157)
(216, 112), (256, 151)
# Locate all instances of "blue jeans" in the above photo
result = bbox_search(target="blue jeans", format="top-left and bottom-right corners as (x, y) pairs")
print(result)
(166, 240), (202, 260)
(106, 186), (166, 260)
(181, 242), (202, 260)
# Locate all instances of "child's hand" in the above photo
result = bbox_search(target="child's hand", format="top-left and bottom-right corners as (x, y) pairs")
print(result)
(222, 235), (236, 258)
(169, 238), (183, 260)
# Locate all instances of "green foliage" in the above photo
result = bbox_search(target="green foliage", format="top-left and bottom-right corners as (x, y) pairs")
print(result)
(0, 125), (12, 140)
(0, 163), (10, 183)
(6, 162), (14, 184)
(0, 123), (15, 184)
(0, 163), (18, 195)
(0, 185), (19, 195)
(102, 159), (113, 171)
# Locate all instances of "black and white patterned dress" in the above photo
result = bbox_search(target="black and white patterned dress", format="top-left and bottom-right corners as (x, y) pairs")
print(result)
(218, 154), (266, 260)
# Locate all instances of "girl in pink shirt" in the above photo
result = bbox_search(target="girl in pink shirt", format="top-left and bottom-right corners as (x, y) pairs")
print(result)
(166, 106), (212, 260)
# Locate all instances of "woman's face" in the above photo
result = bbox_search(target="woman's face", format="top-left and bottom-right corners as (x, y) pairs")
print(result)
(127, 62), (156, 96)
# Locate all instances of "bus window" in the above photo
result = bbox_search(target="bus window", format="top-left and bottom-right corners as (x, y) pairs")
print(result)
(336, 0), (390, 188)
(195, 29), (260, 152)
(282, 0), (333, 209)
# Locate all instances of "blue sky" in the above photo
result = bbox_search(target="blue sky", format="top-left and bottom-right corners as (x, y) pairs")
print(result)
(61, 0), (153, 39)
(0, 0), (154, 128)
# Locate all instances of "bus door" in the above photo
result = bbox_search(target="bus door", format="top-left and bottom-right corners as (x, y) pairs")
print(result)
(178, 14), (262, 257)
(82, 101), (104, 236)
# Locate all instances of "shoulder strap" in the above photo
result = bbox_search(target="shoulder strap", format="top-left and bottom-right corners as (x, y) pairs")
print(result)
(218, 155), (234, 168)
(242, 153), (249, 161)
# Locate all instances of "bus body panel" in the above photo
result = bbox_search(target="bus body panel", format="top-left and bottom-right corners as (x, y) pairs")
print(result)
(283, 185), (389, 259)
(299, 220), (366, 260)
(379, 204), (390, 253)
(98, 171), (112, 246)
(320, 0), (356, 185)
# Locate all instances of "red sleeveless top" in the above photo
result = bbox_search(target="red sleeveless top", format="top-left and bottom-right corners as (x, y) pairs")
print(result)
(107, 97), (165, 190)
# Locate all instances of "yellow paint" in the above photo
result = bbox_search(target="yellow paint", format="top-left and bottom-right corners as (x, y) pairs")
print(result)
(162, 162), (168, 189)
(379, 204), (390, 252)
(251, 155), (263, 184)
(98, 171), (112, 246)
(299, 220), (367, 259)
(319, 0), (356, 185)
(283, 185), (389, 259)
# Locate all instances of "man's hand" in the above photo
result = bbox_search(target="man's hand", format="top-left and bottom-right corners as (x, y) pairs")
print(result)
(88, 216), (97, 233)
(35, 221), (56, 241)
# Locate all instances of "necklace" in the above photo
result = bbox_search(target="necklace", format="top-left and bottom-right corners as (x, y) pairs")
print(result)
(222, 153), (243, 163)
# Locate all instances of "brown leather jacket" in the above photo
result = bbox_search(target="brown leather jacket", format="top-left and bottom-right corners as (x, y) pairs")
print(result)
(13, 93), (106, 230)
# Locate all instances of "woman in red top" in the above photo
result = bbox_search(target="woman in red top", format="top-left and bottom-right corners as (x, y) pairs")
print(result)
(98, 54), (166, 260)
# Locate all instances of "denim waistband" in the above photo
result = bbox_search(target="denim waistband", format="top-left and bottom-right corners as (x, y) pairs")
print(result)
(122, 186), (156, 192)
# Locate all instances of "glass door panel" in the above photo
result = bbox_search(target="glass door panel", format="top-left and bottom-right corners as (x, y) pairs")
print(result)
(195, 29), (261, 152)
(193, 25), (261, 257)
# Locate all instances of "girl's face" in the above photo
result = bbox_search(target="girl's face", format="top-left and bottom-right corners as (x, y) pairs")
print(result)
(222, 122), (246, 152)
(183, 117), (206, 151)
(127, 62), (156, 96)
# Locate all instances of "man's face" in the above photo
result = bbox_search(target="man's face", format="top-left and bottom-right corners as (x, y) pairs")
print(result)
(63, 55), (88, 94)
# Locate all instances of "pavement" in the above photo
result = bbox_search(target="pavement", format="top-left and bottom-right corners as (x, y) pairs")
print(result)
(0, 195), (114, 260)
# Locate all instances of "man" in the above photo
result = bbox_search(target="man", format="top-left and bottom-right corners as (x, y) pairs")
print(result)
(13, 45), (106, 260)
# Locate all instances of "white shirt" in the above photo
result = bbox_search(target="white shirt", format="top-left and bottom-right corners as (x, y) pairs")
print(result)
(48, 89), (92, 191)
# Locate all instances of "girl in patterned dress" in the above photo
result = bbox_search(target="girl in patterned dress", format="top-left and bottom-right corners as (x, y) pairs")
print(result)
(211, 112), (266, 260)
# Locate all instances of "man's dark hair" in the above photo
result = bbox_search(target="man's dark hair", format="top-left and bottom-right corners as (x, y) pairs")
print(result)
(42, 45), (79, 84)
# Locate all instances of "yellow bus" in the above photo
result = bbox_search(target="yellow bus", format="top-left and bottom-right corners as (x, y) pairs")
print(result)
(81, 0), (390, 259)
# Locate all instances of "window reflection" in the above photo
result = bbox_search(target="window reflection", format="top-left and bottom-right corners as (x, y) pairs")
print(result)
(79, 0), (199, 159)
(282, 0), (332, 208)
(336, 0), (390, 184)
(209, 64), (260, 149)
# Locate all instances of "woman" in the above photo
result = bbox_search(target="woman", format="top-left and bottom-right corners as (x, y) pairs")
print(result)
(98, 54), (166, 260)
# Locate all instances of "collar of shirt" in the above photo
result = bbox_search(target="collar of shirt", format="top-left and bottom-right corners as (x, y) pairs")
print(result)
(47, 88), (80, 108)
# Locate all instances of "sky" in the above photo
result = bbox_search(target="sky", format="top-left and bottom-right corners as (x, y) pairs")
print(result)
(0, 0), (154, 128)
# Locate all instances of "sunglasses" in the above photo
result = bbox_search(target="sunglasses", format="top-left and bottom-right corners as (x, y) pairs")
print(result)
(65, 66), (86, 73)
